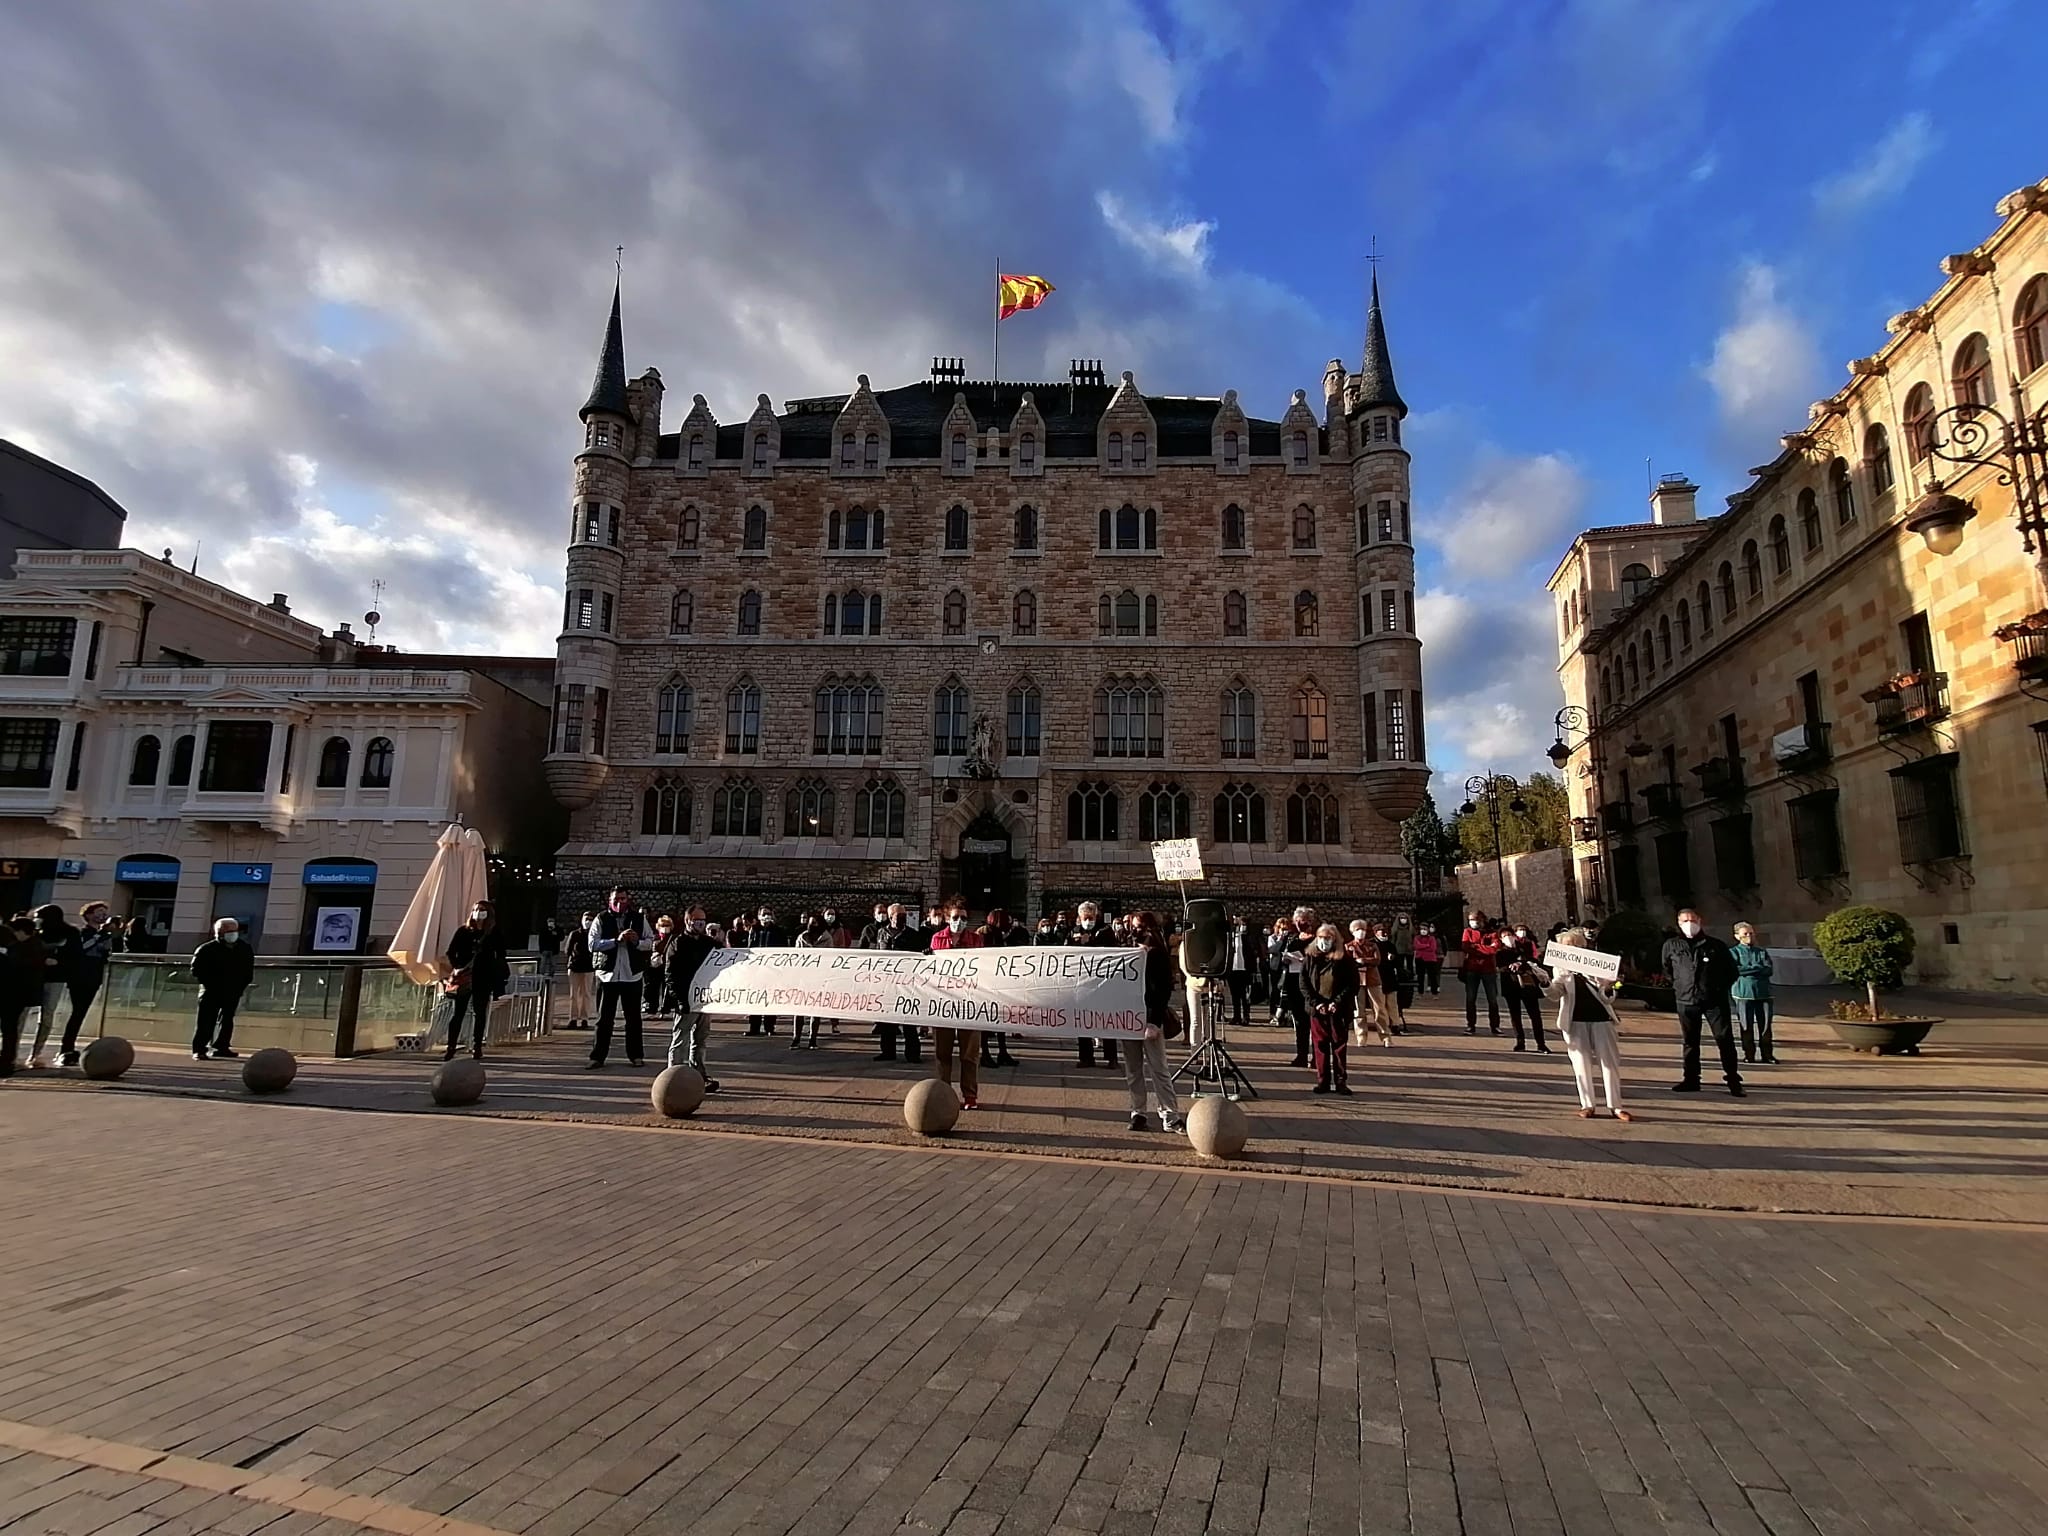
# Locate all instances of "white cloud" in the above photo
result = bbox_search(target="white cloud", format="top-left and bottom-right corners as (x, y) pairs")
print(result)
(1415, 588), (1565, 790)
(1812, 112), (1937, 219)
(1422, 450), (1587, 582)
(1701, 261), (1822, 444)
(1095, 192), (1215, 278)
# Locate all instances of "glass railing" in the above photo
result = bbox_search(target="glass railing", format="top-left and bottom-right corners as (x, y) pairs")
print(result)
(95, 953), (553, 1057)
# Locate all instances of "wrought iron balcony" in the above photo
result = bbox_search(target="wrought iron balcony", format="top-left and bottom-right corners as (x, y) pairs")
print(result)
(1600, 799), (1634, 835)
(1641, 781), (1684, 821)
(1996, 611), (2048, 679)
(1690, 755), (1745, 800)
(1771, 722), (1832, 773)
(1570, 815), (1601, 843)
(1866, 672), (1951, 736)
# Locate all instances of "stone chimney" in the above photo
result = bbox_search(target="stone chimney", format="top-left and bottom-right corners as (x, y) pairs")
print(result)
(268, 593), (291, 613)
(1649, 474), (1698, 526)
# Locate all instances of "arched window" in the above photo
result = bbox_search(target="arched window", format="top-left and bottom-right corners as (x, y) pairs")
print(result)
(642, 778), (690, 836)
(738, 589), (762, 635)
(1657, 616), (1672, 667)
(822, 591), (839, 636)
(855, 777), (906, 838)
(1213, 783), (1267, 844)
(1130, 431), (1148, 468)
(724, 681), (760, 754)
(712, 777), (762, 838)
(1619, 562), (1653, 604)
(933, 678), (969, 756)
(1103, 588), (1142, 637)
(313, 735), (348, 788)
(1220, 682), (1256, 759)
(1013, 504), (1038, 551)
(1291, 683), (1328, 761)
(1952, 332), (1994, 414)
(840, 432), (856, 468)
(1676, 600), (1693, 652)
(1865, 423), (1894, 496)
(944, 503), (969, 550)
(1099, 503), (1153, 551)
(814, 676), (884, 755)
(950, 433), (968, 470)
(1222, 430), (1240, 467)
(1291, 504), (1316, 549)
(1222, 590), (1247, 637)
(1695, 580), (1714, 637)
(1904, 383), (1937, 465)
(1716, 562), (1736, 620)
(1641, 630), (1657, 679)
(168, 733), (194, 787)
(1825, 460), (1853, 530)
(1600, 666), (1613, 707)
(1005, 682), (1041, 756)
(360, 736), (394, 789)
(670, 590), (694, 634)
(686, 433), (704, 470)
(1018, 431), (1037, 469)
(1286, 783), (1340, 845)
(833, 504), (880, 550)
(128, 733), (161, 786)
(1743, 539), (1764, 595)
(655, 679), (692, 754)
(1293, 589), (1319, 637)
(1107, 431), (1124, 467)
(1771, 510), (1794, 571)
(1067, 781), (1119, 842)
(864, 432), (880, 470)
(2018, 276), (2048, 377)
(1290, 430), (1309, 466)
(783, 778), (834, 839)
(1625, 645), (1640, 693)
(941, 588), (967, 635)
(742, 504), (767, 550)
(1138, 781), (1191, 841)
(752, 433), (769, 469)
(677, 504), (701, 550)
(1143, 594), (1159, 636)
(1092, 675), (1165, 757)
(1221, 503), (1247, 550)
(1013, 588), (1037, 636)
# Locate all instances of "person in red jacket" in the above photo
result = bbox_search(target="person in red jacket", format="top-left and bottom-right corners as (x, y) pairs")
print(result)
(1459, 910), (1503, 1036)
(927, 896), (984, 1108)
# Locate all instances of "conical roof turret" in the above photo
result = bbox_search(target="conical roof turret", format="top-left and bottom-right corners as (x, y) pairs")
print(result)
(1356, 272), (1406, 418)
(579, 279), (630, 421)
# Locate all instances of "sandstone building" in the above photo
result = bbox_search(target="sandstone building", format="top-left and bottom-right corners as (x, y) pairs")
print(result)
(546, 282), (1431, 919)
(1548, 180), (2048, 993)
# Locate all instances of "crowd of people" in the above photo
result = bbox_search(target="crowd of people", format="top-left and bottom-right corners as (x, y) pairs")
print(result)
(0, 902), (118, 1076)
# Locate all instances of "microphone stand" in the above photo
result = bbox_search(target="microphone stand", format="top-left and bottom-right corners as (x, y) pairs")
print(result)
(1169, 880), (1256, 1101)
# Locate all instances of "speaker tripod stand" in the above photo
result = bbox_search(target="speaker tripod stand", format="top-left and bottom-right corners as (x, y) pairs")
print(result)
(1171, 976), (1257, 1101)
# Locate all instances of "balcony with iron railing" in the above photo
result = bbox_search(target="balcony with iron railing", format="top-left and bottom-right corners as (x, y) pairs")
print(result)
(1600, 800), (1634, 835)
(1865, 672), (1951, 737)
(1771, 721), (1833, 774)
(1690, 755), (1745, 801)
(1641, 781), (1684, 821)
(1995, 611), (2048, 680)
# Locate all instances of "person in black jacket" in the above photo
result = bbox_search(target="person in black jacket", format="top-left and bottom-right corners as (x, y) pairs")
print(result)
(1121, 912), (1181, 1132)
(26, 904), (82, 1068)
(1300, 923), (1360, 1095)
(563, 912), (596, 1030)
(746, 904), (786, 1036)
(977, 907), (1024, 1069)
(662, 905), (721, 1091)
(191, 917), (256, 1060)
(587, 888), (650, 1069)
(1, 913), (45, 1076)
(874, 904), (926, 1063)
(443, 899), (510, 1061)
(1662, 908), (1744, 1097)
(1068, 901), (1121, 1070)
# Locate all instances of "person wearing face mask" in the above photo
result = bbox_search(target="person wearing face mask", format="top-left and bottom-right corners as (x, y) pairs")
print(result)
(1222, 915), (1256, 1029)
(2, 913), (47, 1075)
(976, 908), (1023, 1069)
(1300, 923), (1360, 1094)
(874, 902), (926, 1063)
(1033, 916), (1062, 946)
(817, 907), (851, 1037)
(1067, 901), (1121, 1070)
(745, 906), (787, 1036)
(1662, 909), (1743, 1096)
(1345, 922), (1399, 1047)
(1543, 928), (1631, 1121)
(664, 905), (721, 1090)
(1120, 912), (1183, 1132)
(1730, 922), (1776, 1064)
(1278, 906), (1319, 1068)
(25, 903), (81, 1069)
(190, 917), (255, 1061)
(442, 899), (510, 1061)
(1412, 923), (1442, 995)
(563, 911), (597, 1030)
(1458, 911), (1503, 1037)
(791, 910), (834, 1048)
(644, 914), (677, 1023)
(587, 886), (651, 1069)
(927, 899), (985, 1105)
(1498, 928), (1552, 1054)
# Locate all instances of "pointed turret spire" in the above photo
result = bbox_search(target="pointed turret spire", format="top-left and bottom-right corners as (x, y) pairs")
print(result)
(1356, 270), (1406, 419)
(579, 278), (629, 421)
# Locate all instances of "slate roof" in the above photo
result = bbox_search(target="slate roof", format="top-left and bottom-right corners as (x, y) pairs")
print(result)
(1355, 273), (1405, 417)
(579, 281), (630, 421)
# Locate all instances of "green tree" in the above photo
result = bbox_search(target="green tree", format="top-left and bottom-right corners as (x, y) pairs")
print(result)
(1399, 794), (1459, 880)
(1450, 772), (1570, 862)
(1813, 906), (1917, 1020)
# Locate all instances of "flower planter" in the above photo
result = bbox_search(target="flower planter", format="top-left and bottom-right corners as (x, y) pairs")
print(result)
(1825, 1016), (1940, 1055)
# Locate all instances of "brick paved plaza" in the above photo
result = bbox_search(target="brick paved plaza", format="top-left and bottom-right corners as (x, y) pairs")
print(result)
(4, 1006), (2048, 1536)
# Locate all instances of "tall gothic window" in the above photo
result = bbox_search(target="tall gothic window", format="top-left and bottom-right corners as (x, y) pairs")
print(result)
(1221, 430), (1240, 466)
(677, 504), (700, 549)
(1005, 682), (1041, 756)
(1018, 431), (1037, 468)
(642, 778), (689, 835)
(933, 678), (969, 755)
(1220, 683), (1255, 760)
(737, 589), (762, 635)
(655, 679), (693, 754)
(1138, 781), (1191, 841)
(742, 504), (767, 549)
(1066, 781), (1119, 841)
(712, 777), (762, 837)
(1290, 431), (1308, 466)
(1213, 783), (1266, 844)
(670, 590), (694, 634)
(942, 588), (967, 635)
(1221, 504), (1247, 550)
(1291, 683), (1328, 761)
(944, 504), (970, 550)
(864, 432), (880, 469)
(1092, 676), (1165, 757)
(1951, 332), (1994, 414)
(1222, 590), (1247, 637)
(814, 676), (884, 755)
(1291, 504), (1316, 549)
(724, 680), (760, 754)
(1099, 503), (1156, 550)
(1130, 430), (1148, 468)
(783, 778), (834, 838)
(855, 777), (906, 838)
(1012, 589), (1037, 636)
(1903, 383), (1936, 465)
(1106, 431), (1124, 467)
(1864, 423), (1894, 496)
(1293, 590), (1319, 637)
(1013, 504), (1038, 550)
(1286, 783), (1339, 844)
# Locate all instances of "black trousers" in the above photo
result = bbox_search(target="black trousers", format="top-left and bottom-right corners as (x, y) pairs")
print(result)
(444, 988), (493, 1056)
(877, 1022), (922, 1060)
(1506, 986), (1547, 1048)
(192, 989), (242, 1054)
(592, 982), (643, 1064)
(1078, 1036), (1120, 1068)
(1416, 959), (1442, 994)
(62, 976), (102, 1056)
(1225, 973), (1251, 1026)
(1277, 983), (1309, 1060)
(1679, 1002), (1742, 1086)
(1, 1004), (21, 1073)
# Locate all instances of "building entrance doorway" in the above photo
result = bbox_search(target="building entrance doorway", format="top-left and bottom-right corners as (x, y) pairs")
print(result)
(950, 812), (1026, 917)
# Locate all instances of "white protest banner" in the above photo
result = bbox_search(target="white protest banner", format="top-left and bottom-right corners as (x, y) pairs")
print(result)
(686, 944), (1148, 1038)
(1151, 837), (1204, 882)
(1544, 942), (1622, 984)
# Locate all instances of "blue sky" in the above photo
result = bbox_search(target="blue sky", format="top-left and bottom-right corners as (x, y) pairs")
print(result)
(1, 0), (2043, 795)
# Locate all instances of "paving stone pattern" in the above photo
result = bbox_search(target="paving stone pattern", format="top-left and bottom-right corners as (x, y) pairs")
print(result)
(3, 1094), (2047, 1534)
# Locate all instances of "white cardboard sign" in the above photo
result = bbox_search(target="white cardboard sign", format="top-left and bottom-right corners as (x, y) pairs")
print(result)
(1150, 838), (1205, 882)
(1544, 942), (1622, 984)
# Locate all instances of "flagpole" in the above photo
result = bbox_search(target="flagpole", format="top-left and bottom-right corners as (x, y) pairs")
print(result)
(992, 258), (999, 384)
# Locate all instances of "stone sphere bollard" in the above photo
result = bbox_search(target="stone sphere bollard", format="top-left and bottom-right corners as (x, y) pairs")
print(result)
(1185, 1095), (1250, 1159)
(430, 1058), (486, 1107)
(81, 1037), (135, 1081)
(651, 1064), (707, 1118)
(241, 1047), (298, 1095)
(903, 1077), (961, 1136)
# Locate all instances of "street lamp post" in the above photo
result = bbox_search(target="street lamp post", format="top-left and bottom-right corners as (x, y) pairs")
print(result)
(1458, 773), (1525, 926)
(1902, 393), (2048, 583)
(1547, 704), (1606, 919)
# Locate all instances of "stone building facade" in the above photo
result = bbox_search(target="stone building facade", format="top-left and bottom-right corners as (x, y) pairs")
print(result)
(1547, 180), (2048, 994)
(546, 282), (1432, 921)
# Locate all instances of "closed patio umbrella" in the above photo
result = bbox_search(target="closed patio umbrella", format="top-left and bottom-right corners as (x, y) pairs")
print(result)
(387, 824), (488, 985)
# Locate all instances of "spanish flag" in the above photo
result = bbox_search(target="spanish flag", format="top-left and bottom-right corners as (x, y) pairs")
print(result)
(998, 273), (1055, 320)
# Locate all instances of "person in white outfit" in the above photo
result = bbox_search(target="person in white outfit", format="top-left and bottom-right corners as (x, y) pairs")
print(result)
(1544, 928), (1633, 1121)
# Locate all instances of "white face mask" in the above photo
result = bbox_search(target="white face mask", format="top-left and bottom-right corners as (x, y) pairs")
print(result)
(823, 912), (836, 923)
(1079, 918), (1095, 930)
(1679, 920), (1702, 938)
(1515, 930), (1528, 940)
(1317, 937), (1335, 952)
(220, 931), (240, 944)
(948, 916), (965, 932)
(1351, 928), (1367, 940)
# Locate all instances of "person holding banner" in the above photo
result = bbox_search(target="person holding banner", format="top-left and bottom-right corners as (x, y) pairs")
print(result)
(1123, 912), (1182, 1132)
(977, 909), (1024, 1070)
(1544, 929), (1632, 1120)
(1068, 902), (1121, 1070)
(664, 906), (721, 1091)
(875, 903), (925, 1064)
(927, 898), (983, 1107)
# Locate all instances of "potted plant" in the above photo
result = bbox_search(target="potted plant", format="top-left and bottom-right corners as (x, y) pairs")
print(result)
(1811, 905), (1938, 1054)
